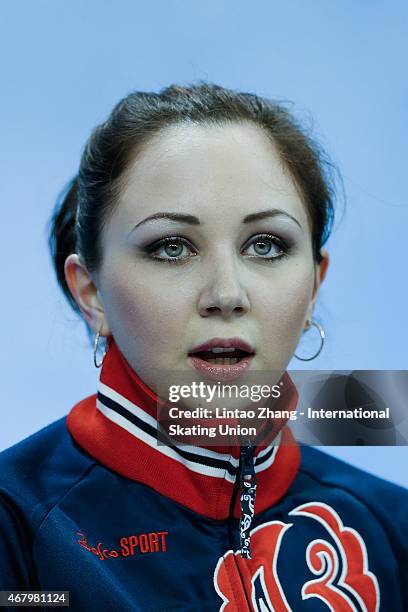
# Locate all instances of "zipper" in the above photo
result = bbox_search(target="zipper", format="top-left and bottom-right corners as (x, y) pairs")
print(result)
(223, 440), (258, 610)
(238, 440), (257, 559)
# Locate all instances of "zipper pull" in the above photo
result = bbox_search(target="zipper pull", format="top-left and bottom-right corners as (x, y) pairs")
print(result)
(239, 442), (257, 559)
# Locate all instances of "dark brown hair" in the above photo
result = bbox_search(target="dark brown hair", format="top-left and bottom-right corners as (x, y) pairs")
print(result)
(48, 81), (336, 324)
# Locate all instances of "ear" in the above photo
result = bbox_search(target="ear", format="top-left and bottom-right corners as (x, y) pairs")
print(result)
(305, 249), (330, 325)
(64, 254), (111, 336)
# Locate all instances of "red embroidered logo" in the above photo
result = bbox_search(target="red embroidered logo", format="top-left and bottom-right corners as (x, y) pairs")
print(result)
(214, 502), (380, 611)
(76, 529), (168, 561)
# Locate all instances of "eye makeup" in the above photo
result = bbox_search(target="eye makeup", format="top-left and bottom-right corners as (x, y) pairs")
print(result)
(139, 232), (294, 265)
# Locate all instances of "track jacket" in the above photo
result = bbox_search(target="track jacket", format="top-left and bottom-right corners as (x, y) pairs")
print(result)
(0, 338), (407, 611)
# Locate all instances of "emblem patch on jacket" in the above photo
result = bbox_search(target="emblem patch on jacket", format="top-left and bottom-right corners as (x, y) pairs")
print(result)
(214, 502), (380, 611)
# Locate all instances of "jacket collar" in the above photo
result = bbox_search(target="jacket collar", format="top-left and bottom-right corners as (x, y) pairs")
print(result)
(67, 337), (300, 520)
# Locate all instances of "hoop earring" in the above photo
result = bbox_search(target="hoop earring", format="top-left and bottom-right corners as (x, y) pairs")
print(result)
(93, 322), (108, 368)
(294, 319), (325, 361)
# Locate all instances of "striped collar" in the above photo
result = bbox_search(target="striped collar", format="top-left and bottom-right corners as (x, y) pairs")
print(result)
(67, 337), (300, 520)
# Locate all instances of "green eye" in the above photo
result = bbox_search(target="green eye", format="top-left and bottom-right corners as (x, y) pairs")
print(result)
(143, 233), (290, 264)
(243, 234), (289, 260)
(145, 237), (196, 263)
(252, 240), (274, 255)
(163, 242), (184, 257)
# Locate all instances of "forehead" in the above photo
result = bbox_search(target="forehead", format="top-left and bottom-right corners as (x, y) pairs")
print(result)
(109, 121), (310, 236)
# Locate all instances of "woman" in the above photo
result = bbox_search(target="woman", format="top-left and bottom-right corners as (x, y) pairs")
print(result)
(0, 82), (407, 611)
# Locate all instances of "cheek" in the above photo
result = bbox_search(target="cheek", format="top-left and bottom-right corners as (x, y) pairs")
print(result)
(101, 266), (188, 354)
(254, 264), (314, 347)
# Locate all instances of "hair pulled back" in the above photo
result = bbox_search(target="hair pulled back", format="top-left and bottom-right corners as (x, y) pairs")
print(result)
(48, 81), (336, 320)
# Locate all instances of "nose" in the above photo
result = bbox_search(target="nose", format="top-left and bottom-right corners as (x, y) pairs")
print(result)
(197, 254), (250, 318)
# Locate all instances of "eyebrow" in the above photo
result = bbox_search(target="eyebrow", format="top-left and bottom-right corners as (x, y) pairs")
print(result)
(129, 209), (303, 233)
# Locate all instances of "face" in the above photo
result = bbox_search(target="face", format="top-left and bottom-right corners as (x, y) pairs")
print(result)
(68, 122), (328, 408)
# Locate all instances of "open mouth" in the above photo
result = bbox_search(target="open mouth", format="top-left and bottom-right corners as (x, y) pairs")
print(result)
(188, 348), (253, 365)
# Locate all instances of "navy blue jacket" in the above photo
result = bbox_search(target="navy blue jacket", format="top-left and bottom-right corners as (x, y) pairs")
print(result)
(1, 340), (407, 611)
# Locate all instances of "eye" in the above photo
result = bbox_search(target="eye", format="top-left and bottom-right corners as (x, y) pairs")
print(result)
(242, 234), (289, 260)
(144, 236), (197, 263)
(143, 233), (291, 264)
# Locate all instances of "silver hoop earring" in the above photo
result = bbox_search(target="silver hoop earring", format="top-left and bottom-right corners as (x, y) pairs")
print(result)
(294, 319), (325, 361)
(93, 323), (108, 368)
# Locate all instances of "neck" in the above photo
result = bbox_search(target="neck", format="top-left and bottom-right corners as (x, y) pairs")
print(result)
(67, 337), (301, 520)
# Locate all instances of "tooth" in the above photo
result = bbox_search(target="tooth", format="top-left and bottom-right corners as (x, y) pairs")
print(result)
(207, 358), (239, 365)
(211, 347), (235, 353)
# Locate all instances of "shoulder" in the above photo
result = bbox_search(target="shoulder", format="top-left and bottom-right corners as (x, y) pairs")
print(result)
(298, 445), (408, 544)
(299, 444), (408, 502)
(0, 415), (96, 528)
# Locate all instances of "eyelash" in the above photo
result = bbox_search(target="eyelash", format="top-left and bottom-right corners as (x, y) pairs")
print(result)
(143, 234), (291, 264)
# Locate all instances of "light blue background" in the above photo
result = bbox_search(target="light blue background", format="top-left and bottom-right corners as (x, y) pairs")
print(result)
(1, 1), (407, 486)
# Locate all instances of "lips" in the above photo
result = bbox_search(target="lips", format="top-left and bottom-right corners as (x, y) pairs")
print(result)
(188, 337), (255, 381)
(188, 337), (255, 356)
(188, 353), (254, 381)
(191, 348), (249, 361)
